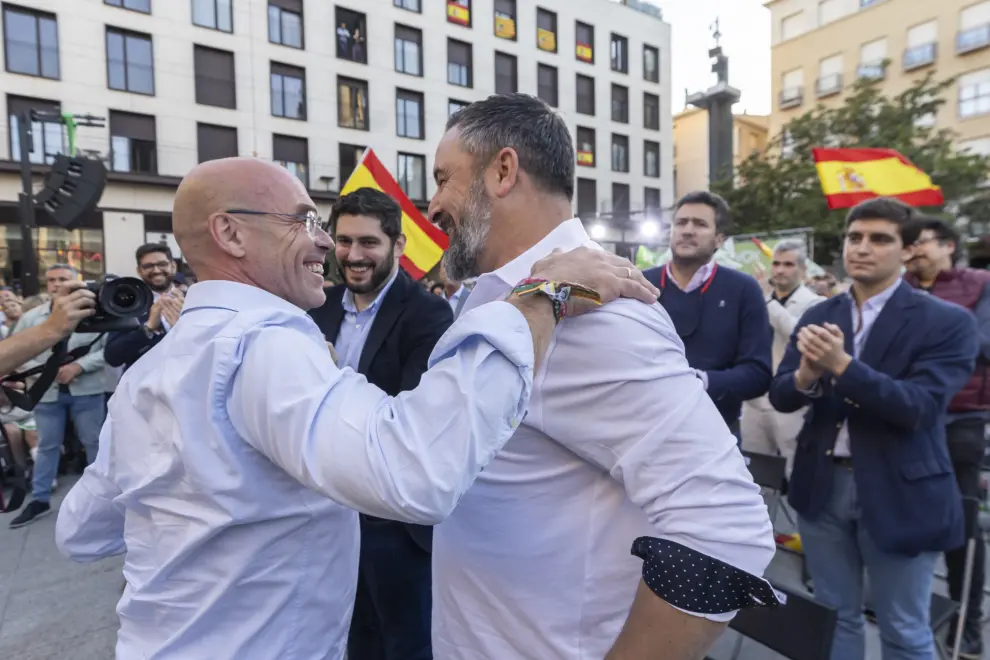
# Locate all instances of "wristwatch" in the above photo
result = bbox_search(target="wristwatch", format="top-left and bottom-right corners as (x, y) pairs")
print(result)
(141, 323), (163, 340)
(509, 278), (601, 323)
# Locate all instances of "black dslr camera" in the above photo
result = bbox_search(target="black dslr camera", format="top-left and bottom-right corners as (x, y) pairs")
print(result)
(76, 275), (153, 333)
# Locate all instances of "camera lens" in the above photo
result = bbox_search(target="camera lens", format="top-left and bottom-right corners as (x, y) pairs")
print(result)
(113, 289), (136, 309)
(99, 277), (152, 318)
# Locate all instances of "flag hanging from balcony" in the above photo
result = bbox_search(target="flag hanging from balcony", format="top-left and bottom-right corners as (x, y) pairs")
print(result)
(811, 147), (944, 210)
(339, 148), (448, 279)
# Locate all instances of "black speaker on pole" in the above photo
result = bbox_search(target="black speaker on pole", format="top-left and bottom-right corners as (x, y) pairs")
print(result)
(34, 155), (107, 229)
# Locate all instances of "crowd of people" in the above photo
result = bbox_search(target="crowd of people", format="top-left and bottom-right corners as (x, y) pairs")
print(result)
(0, 92), (985, 660)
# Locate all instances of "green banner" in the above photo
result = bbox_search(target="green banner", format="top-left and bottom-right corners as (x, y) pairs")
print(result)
(634, 237), (825, 277)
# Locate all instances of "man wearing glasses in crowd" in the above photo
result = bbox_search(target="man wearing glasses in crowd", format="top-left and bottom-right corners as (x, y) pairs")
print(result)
(104, 243), (184, 371)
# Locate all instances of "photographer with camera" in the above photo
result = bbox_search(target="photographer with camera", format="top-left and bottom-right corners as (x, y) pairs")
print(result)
(105, 243), (183, 371)
(7, 264), (108, 528)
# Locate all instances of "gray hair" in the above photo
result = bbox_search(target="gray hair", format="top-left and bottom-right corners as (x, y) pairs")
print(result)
(446, 93), (575, 201)
(46, 263), (78, 276)
(773, 240), (807, 268)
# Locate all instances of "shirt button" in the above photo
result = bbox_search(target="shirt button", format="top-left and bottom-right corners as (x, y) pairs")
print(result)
(835, 423), (843, 429)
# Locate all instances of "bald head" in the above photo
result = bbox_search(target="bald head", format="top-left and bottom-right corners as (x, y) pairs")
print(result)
(173, 158), (305, 273)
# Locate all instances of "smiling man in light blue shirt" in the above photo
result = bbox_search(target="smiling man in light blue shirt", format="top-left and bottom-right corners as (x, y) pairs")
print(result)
(53, 156), (658, 660)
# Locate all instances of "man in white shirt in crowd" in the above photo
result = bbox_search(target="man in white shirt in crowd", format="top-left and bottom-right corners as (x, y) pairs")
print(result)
(54, 155), (658, 659)
(742, 240), (824, 475)
(429, 93), (777, 660)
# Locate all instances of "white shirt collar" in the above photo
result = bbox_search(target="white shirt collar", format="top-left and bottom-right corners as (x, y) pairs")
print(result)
(183, 280), (309, 318)
(487, 218), (592, 288)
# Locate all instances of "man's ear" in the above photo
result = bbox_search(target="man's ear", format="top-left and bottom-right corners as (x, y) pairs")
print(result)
(209, 211), (248, 258)
(395, 234), (407, 259)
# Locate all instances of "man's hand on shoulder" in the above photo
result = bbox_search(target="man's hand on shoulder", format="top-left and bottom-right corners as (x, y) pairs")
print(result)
(530, 247), (659, 317)
(42, 281), (97, 340)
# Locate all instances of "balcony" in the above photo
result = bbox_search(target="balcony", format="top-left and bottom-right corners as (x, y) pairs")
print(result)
(816, 73), (843, 98)
(779, 87), (803, 109)
(958, 24), (990, 55)
(857, 61), (885, 80)
(903, 42), (937, 71)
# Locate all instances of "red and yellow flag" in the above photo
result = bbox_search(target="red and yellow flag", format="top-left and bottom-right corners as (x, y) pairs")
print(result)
(812, 147), (944, 210)
(339, 148), (448, 280)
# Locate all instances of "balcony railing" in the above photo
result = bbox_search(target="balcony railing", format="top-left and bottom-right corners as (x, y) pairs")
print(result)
(958, 24), (990, 55)
(779, 87), (803, 109)
(857, 61), (885, 80)
(816, 73), (843, 98)
(904, 42), (937, 71)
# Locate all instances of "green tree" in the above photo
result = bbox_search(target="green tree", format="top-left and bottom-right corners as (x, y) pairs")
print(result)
(712, 69), (990, 263)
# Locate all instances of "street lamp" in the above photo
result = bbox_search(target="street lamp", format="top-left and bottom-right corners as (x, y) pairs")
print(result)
(590, 223), (607, 240)
(640, 221), (659, 239)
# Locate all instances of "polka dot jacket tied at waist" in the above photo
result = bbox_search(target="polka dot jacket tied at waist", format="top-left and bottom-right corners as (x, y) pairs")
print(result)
(631, 537), (781, 614)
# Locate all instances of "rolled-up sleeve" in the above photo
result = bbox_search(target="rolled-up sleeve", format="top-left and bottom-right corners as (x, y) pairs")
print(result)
(56, 416), (126, 561)
(540, 301), (776, 621)
(228, 300), (535, 525)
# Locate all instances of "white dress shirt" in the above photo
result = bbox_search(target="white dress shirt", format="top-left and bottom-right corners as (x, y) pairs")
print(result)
(55, 280), (536, 660)
(664, 260), (716, 292)
(432, 219), (776, 660)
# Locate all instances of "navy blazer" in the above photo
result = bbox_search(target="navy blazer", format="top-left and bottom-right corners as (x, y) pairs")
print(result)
(769, 282), (978, 555)
(104, 309), (164, 371)
(308, 271), (454, 551)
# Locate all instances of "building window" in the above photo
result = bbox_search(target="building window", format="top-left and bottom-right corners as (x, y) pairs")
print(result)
(611, 134), (629, 173)
(575, 21), (594, 63)
(644, 92), (660, 130)
(269, 0), (303, 49)
(338, 76), (369, 130)
(576, 178), (596, 217)
(494, 0), (516, 40)
(447, 0), (471, 27)
(448, 99), (469, 118)
(7, 95), (63, 164)
(109, 110), (157, 174)
(645, 187), (661, 211)
(448, 38), (472, 87)
(610, 33), (628, 73)
(395, 0), (420, 12)
(858, 38), (886, 79)
(576, 74), (595, 115)
(191, 0), (232, 33)
(336, 7), (366, 64)
(107, 28), (155, 95)
(397, 153), (426, 200)
(3, 5), (59, 79)
(194, 45), (236, 109)
(612, 183), (630, 216)
(396, 89), (424, 139)
(644, 45), (659, 83)
(576, 126), (595, 167)
(905, 20), (938, 71)
(105, 0), (151, 13)
(495, 51), (517, 95)
(960, 69), (990, 118)
(271, 62), (306, 119)
(780, 68), (804, 109)
(780, 12), (802, 41)
(958, 2), (990, 54)
(816, 54), (843, 98)
(537, 8), (557, 53)
(273, 133), (309, 187)
(611, 84), (629, 123)
(537, 64), (558, 107)
(644, 140), (660, 178)
(197, 122), (237, 162)
(394, 25), (422, 76)
(339, 143), (366, 184)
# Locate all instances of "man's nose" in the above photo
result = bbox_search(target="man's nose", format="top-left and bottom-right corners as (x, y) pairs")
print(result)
(313, 226), (334, 250)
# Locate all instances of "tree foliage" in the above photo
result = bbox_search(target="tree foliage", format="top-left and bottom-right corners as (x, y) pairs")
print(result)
(712, 70), (990, 263)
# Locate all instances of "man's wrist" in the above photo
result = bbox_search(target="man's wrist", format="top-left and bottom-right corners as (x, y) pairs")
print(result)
(39, 317), (70, 344)
(830, 353), (852, 377)
(794, 368), (815, 391)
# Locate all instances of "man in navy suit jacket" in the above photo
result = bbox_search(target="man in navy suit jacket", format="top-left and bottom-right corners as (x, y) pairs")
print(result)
(309, 188), (453, 660)
(770, 198), (978, 660)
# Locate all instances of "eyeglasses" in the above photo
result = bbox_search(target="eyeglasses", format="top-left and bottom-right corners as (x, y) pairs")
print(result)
(225, 208), (328, 236)
(139, 260), (172, 272)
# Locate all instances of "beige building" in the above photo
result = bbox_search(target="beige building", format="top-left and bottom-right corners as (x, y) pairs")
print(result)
(767, 0), (990, 154)
(673, 107), (769, 197)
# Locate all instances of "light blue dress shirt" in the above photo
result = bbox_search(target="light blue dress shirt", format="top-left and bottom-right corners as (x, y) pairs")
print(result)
(55, 279), (535, 660)
(336, 271), (398, 372)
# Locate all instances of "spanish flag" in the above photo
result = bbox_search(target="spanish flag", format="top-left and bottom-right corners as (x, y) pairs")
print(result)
(339, 148), (448, 279)
(812, 147), (944, 210)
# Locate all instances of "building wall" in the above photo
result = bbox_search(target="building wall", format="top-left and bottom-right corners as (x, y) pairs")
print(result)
(767, 0), (990, 150)
(0, 0), (672, 286)
(673, 108), (769, 197)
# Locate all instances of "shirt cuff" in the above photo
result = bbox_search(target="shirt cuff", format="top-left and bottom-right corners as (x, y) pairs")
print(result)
(694, 369), (709, 390)
(797, 377), (824, 398)
(631, 537), (780, 621)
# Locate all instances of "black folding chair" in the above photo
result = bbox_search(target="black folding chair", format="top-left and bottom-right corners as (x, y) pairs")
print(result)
(708, 580), (837, 660)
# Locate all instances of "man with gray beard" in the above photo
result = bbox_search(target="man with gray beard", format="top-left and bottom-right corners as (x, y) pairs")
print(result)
(428, 93), (777, 660)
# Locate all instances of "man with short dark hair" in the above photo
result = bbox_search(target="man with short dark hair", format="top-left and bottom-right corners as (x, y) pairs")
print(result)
(906, 215), (990, 658)
(770, 197), (979, 660)
(644, 191), (773, 435)
(310, 187), (453, 660)
(430, 93), (776, 659)
(105, 243), (183, 370)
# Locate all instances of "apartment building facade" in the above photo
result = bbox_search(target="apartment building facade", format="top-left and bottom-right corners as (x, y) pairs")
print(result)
(672, 107), (769, 197)
(767, 0), (990, 155)
(0, 0), (671, 286)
